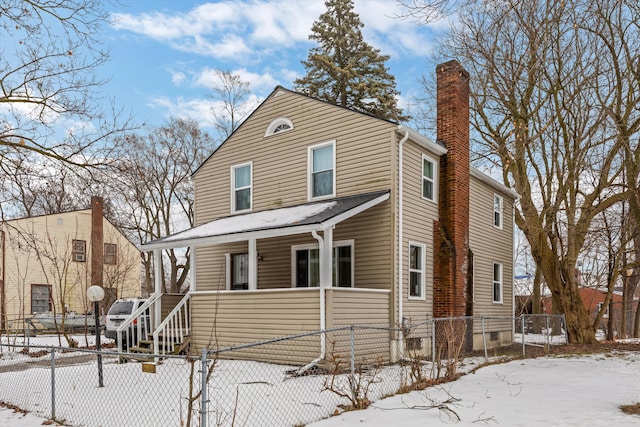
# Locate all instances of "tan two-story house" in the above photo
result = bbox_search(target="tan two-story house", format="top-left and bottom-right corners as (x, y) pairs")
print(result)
(0, 197), (141, 329)
(141, 61), (517, 363)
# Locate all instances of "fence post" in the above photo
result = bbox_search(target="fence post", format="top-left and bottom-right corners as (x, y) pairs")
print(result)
(481, 317), (488, 361)
(350, 325), (355, 401)
(200, 349), (208, 427)
(50, 348), (55, 421)
(521, 315), (526, 357)
(431, 320), (436, 363)
(562, 314), (568, 344)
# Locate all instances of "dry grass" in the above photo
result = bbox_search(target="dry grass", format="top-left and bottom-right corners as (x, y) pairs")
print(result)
(620, 402), (640, 415)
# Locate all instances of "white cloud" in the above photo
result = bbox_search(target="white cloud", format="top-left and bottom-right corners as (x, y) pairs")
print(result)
(171, 71), (187, 86)
(148, 96), (217, 129)
(192, 67), (280, 92)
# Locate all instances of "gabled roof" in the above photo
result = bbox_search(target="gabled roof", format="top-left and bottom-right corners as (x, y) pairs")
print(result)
(141, 190), (390, 251)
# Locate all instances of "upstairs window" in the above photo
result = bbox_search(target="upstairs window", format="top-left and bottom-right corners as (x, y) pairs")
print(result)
(308, 140), (335, 199)
(494, 194), (503, 229)
(265, 117), (294, 136)
(104, 243), (117, 265)
(72, 240), (86, 262)
(232, 162), (252, 213)
(422, 155), (437, 202)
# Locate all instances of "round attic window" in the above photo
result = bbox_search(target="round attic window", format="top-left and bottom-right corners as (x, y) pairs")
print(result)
(265, 117), (294, 137)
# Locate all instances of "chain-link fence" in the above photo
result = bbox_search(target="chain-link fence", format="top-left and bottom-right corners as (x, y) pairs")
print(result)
(589, 301), (640, 339)
(0, 315), (567, 426)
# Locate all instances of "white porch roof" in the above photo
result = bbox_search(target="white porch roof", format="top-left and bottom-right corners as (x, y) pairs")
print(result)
(141, 190), (390, 251)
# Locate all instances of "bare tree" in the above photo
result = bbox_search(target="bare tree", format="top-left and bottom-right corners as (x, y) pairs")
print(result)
(110, 118), (216, 294)
(0, 1), (134, 172)
(208, 70), (254, 141)
(405, 0), (640, 343)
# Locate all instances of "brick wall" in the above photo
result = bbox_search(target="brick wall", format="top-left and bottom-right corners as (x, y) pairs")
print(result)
(433, 60), (471, 318)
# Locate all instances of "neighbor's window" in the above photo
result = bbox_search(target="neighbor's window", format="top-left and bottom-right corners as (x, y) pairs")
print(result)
(422, 155), (437, 202)
(230, 253), (249, 290)
(31, 284), (52, 314)
(293, 241), (353, 287)
(308, 141), (335, 199)
(494, 194), (503, 229)
(72, 239), (86, 262)
(493, 262), (503, 303)
(232, 162), (252, 213)
(409, 242), (426, 299)
(104, 243), (117, 265)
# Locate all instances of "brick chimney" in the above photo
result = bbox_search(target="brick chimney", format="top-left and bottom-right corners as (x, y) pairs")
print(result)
(433, 60), (471, 318)
(91, 196), (104, 290)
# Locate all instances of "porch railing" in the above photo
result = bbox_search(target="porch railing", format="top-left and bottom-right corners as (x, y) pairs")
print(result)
(115, 293), (160, 352)
(152, 293), (191, 356)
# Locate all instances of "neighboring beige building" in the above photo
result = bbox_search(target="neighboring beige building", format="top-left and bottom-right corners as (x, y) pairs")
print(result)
(0, 197), (141, 325)
(139, 61), (518, 363)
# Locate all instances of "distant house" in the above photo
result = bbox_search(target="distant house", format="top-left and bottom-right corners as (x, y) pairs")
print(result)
(139, 60), (517, 363)
(0, 197), (141, 328)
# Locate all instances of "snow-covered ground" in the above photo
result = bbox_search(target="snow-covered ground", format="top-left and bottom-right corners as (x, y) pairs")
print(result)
(1, 335), (639, 426)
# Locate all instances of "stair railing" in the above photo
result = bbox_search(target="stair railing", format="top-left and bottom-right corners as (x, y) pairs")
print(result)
(115, 293), (161, 352)
(152, 293), (191, 356)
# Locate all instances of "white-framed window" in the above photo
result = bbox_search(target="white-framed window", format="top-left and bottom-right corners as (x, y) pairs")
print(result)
(104, 243), (117, 265)
(231, 162), (252, 213)
(225, 253), (249, 290)
(264, 117), (294, 136)
(422, 154), (437, 202)
(493, 262), (503, 303)
(308, 140), (336, 200)
(408, 242), (426, 299)
(72, 239), (86, 262)
(291, 240), (353, 287)
(494, 194), (503, 229)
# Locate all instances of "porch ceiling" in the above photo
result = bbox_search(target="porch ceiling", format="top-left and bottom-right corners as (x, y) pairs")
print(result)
(140, 190), (390, 251)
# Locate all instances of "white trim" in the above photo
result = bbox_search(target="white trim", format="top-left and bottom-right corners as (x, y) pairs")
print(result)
(408, 241), (426, 300)
(307, 140), (336, 201)
(291, 239), (355, 288)
(248, 238), (257, 290)
(421, 154), (438, 203)
(192, 287), (390, 295)
(231, 161), (253, 214)
(493, 194), (503, 229)
(264, 117), (294, 137)
(493, 261), (503, 304)
(397, 125), (447, 156)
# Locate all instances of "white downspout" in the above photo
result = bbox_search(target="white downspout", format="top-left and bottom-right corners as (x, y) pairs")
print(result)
(297, 228), (329, 375)
(397, 129), (410, 360)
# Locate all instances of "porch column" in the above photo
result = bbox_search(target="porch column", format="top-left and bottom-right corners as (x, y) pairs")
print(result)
(319, 227), (333, 288)
(189, 247), (196, 293)
(153, 249), (162, 329)
(248, 238), (257, 290)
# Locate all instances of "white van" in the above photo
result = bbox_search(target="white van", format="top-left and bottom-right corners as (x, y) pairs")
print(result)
(104, 298), (149, 348)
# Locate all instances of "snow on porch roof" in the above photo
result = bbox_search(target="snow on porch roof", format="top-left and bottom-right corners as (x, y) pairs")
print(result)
(140, 190), (390, 251)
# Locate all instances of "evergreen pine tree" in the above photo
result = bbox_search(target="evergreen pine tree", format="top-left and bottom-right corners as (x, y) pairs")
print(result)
(294, 0), (408, 122)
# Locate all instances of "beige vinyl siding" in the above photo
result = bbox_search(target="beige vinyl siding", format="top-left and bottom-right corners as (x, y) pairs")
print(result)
(2, 210), (140, 322)
(398, 139), (440, 321)
(190, 289), (321, 365)
(325, 288), (390, 327)
(194, 90), (396, 225)
(469, 177), (514, 318)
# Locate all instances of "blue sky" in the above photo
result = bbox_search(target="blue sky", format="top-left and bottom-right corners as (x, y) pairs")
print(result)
(99, 0), (449, 136)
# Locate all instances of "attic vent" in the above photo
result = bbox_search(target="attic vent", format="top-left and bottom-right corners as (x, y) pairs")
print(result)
(265, 117), (294, 137)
